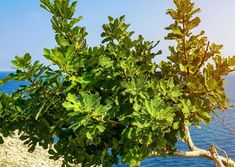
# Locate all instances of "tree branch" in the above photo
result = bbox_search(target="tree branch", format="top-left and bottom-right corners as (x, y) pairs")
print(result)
(183, 125), (235, 167)
(171, 150), (235, 167)
(193, 41), (210, 76)
(209, 144), (225, 167)
(151, 127), (235, 167)
(151, 126), (235, 167)
(173, 150), (210, 158)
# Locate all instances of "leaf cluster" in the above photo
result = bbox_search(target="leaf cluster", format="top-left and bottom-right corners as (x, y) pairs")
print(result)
(1, 0), (235, 166)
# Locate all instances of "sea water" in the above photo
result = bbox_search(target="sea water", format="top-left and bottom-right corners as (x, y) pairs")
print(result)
(0, 72), (234, 167)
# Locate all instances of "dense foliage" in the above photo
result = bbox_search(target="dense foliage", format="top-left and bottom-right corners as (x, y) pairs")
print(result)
(0, 0), (235, 166)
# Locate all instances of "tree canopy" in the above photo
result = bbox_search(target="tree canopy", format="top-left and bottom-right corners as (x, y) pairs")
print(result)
(0, 0), (235, 166)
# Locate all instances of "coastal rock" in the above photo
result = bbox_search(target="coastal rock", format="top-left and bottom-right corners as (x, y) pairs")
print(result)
(0, 132), (63, 167)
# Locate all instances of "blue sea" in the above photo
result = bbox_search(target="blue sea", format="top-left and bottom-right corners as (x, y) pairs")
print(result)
(0, 71), (234, 167)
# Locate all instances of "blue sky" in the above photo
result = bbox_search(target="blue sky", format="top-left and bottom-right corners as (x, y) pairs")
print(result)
(0, 0), (235, 71)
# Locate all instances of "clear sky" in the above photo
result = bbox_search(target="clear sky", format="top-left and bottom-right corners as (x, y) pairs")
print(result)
(1, 0), (235, 71)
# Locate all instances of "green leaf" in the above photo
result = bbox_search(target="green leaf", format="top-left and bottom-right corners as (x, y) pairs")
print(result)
(133, 102), (141, 111)
(130, 159), (140, 167)
(228, 56), (235, 66)
(172, 122), (179, 130)
(188, 17), (201, 30)
(55, 35), (70, 46)
(99, 56), (113, 68)
(179, 63), (187, 72)
(86, 131), (93, 140)
(205, 78), (217, 91)
(96, 125), (105, 133)
(11, 53), (32, 69)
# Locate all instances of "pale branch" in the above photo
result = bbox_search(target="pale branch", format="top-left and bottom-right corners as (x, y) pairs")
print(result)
(209, 145), (225, 167)
(219, 156), (235, 167)
(183, 125), (235, 167)
(173, 150), (211, 158)
(171, 149), (235, 167)
(151, 126), (235, 167)
(184, 125), (198, 151)
(150, 117), (235, 165)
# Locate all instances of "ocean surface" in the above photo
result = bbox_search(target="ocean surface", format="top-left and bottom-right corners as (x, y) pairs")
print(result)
(0, 71), (234, 167)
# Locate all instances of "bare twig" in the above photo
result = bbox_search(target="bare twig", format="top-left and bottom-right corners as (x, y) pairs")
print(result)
(214, 145), (229, 160)
(194, 41), (210, 76)
(221, 115), (235, 132)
